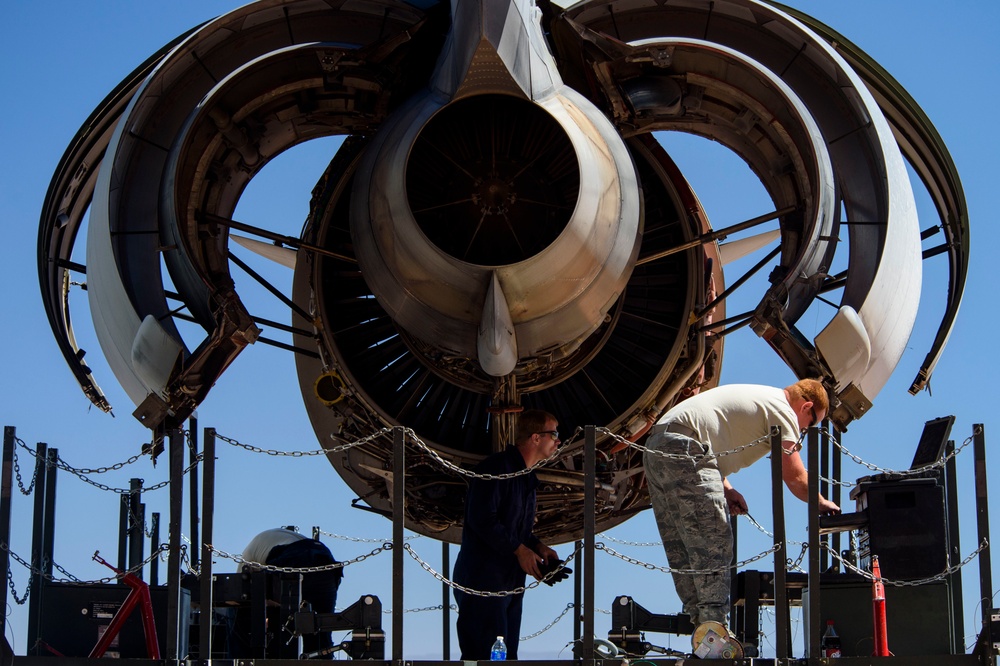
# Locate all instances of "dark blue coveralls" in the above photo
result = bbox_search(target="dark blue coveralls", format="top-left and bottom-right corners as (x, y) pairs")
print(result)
(453, 446), (540, 659)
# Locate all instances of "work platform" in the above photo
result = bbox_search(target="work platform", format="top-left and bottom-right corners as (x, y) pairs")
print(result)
(1, 423), (996, 665)
(1, 656), (995, 665)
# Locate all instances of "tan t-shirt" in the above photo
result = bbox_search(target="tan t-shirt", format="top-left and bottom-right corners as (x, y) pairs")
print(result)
(659, 384), (799, 477)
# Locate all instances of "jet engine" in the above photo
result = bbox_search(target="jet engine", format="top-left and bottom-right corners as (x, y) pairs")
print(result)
(39, 0), (968, 542)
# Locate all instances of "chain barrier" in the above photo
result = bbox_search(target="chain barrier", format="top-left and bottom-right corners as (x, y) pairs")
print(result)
(401, 542), (582, 598)
(185, 428), (198, 457)
(521, 602), (575, 641)
(206, 542), (391, 573)
(596, 541), (781, 575)
(0, 541), (174, 585)
(218, 426), (569, 482)
(55, 451), (150, 476)
(12, 437), (41, 495)
(66, 456), (203, 496)
(786, 542), (809, 572)
(51, 558), (84, 583)
(215, 428), (393, 457)
(816, 474), (856, 489)
(179, 536), (201, 577)
(743, 513), (776, 539)
(3, 422), (983, 622)
(595, 528), (810, 573)
(596, 533), (660, 547)
(600, 423), (978, 487)
(731, 512), (809, 568)
(597, 427), (787, 464)
(805, 426), (980, 489)
(521, 603), (573, 641)
(820, 539), (988, 587)
(125, 501), (157, 540)
(14, 435), (157, 477)
(382, 604), (458, 614)
(377, 599), (572, 644)
(6, 567), (30, 605)
(404, 428), (568, 481)
(317, 529), (420, 543)
(818, 425), (979, 478)
(13, 435), (203, 495)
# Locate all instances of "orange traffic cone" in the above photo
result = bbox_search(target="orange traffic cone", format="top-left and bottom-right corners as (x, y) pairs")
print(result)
(872, 556), (890, 657)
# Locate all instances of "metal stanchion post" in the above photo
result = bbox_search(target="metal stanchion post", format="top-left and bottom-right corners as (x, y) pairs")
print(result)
(150, 513), (160, 586)
(583, 425), (596, 663)
(199, 428), (217, 661)
(392, 427), (405, 662)
(42, 449), (57, 586)
(442, 541), (450, 659)
(807, 426), (820, 659)
(188, 416), (200, 573)
(574, 539), (582, 647)
(945, 439), (965, 652)
(166, 429), (184, 660)
(974, 424), (993, 656)
(128, 478), (144, 578)
(0, 427), (15, 643)
(832, 425), (842, 568)
(118, 487), (129, 578)
(26, 442), (48, 655)
(819, 421), (829, 573)
(769, 425), (788, 658)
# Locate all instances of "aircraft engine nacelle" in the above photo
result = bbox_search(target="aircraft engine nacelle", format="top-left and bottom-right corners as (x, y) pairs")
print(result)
(38, 0), (968, 543)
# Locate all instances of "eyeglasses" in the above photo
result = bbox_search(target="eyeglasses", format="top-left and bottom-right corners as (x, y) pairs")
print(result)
(534, 430), (560, 441)
(809, 406), (820, 427)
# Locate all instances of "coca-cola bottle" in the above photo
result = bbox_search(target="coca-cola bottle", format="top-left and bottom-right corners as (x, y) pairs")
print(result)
(821, 619), (842, 658)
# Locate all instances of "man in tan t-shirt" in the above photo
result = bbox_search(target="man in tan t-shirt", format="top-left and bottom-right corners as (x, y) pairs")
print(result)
(643, 379), (840, 635)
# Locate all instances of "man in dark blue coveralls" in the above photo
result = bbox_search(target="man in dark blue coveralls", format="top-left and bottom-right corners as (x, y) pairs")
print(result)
(453, 409), (561, 659)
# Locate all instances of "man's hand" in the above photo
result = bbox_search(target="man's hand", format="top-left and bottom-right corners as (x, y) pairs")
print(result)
(536, 543), (558, 565)
(723, 482), (748, 515)
(515, 543), (544, 579)
(819, 497), (841, 515)
(538, 557), (572, 586)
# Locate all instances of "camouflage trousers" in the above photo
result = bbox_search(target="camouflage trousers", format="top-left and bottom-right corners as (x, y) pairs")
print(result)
(643, 431), (732, 627)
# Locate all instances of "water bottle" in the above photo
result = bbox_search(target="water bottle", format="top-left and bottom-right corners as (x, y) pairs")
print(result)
(490, 636), (507, 661)
(821, 619), (841, 658)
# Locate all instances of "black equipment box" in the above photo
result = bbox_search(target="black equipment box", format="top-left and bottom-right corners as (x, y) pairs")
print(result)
(851, 477), (948, 580)
(33, 583), (190, 658)
(803, 579), (954, 656)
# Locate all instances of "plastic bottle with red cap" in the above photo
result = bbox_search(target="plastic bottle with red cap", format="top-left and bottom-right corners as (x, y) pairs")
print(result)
(821, 620), (842, 658)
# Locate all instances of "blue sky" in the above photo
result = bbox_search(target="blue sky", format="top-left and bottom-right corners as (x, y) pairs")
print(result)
(2, 0), (999, 659)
